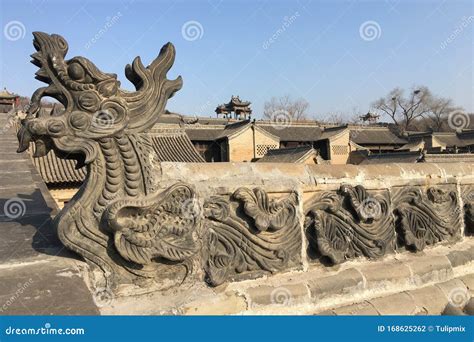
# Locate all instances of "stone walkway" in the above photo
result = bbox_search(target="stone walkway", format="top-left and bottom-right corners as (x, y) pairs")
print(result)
(0, 116), (98, 315)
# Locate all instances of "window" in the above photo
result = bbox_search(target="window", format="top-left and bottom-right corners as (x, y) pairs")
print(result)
(331, 145), (348, 155)
(256, 144), (278, 157)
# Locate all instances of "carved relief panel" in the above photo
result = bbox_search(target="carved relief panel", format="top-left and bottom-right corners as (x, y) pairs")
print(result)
(203, 188), (302, 286)
(391, 185), (462, 251)
(305, 185), (395, 264)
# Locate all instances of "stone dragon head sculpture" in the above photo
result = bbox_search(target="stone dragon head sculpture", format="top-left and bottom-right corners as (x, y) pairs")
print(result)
(17, 32), (197, 293)
(18, 32), (182, 166)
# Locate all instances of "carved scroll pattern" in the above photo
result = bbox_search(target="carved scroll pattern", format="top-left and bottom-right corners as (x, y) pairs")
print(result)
(203, 188), (302, 286)
(305, 185), (395, 264)
(392, 186), (462, 251)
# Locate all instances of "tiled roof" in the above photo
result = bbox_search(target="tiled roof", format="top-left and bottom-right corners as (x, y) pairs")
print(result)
(150, 131), (205, 162)
(350, 128), (407, 145)
(29, 130), (203, 185)
(423, 153), (474, 163)
(185, 128), (225, 141)
(29, 144), (87, 185)
(0, 88), (18, 99)
(216, 120), (252, 139)
(359, 151), (423, 165)
(257, 145), (319, 163)
(433, 133), (474, 148)
(397, 139), (425, 151)
(259, 125), (323, 142)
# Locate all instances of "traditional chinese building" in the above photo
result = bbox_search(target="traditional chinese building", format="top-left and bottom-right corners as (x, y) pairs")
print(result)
(0, 87), (20, 113)
(359, 111), (380, 123)
(215, 96), (252, 119)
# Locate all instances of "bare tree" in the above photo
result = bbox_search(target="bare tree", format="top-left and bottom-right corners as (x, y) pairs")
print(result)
(320, 112), (345, 125)
(372, 86), (433, 132)
(426, 97), (459, 132)
(263, 95), (309, 121)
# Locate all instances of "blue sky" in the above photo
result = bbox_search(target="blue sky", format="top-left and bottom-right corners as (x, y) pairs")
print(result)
(1, 0), (473, 120)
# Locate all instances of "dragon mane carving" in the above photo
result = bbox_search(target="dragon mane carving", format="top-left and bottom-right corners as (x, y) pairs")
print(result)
(305, 185), (395, 264)
(203, 188), (302, 286)
(17, 32), (191, 291)
(392, 186), (462, 250)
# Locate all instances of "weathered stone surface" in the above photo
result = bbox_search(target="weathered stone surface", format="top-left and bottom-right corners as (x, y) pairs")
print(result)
(435, 279), (470, 310)
(358, 260), (411, 287)
(247, 284), (309, 306)
(308, 268), (364, 299)
(463, 297), (474, 315)
(333, 301), (379, 315)
(446, 248), (474, 268)
(203, 188), (302, 286)
(0, 260), (98, 315)
(406, 255), (453, 285)
(392, 185), (462, 251)
(369, 292), (417, 315)
(458, 274), (474, 295)
(183, 292), (247, 315)
(0, 118), (98, 315)
(406, 285), (448, 315)
(305, 185), (395, 264)
(442, 304), (467, 316)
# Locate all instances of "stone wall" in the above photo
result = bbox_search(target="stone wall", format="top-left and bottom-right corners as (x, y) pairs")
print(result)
(99, 162), (473, 314)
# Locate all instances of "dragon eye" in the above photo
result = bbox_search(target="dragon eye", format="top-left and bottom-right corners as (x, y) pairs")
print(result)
(68, 62), (85, 80)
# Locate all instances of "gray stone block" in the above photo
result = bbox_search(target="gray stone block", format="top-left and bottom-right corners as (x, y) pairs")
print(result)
(333, 301), (379, 315)
(435, 279), (470, 309)
(446, 248), (474, 268)
(406, 255), (453, 285)
(369, 292), (418, 315)
(308, 268), (365, 300)
(247, 284), (309, 306)
(407, 285), (447, 315)
(358, 260), (411, 287)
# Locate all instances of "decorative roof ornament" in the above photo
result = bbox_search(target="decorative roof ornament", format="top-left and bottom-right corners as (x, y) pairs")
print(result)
(215, 95), (252, 119)
(359, 111), (380, 123)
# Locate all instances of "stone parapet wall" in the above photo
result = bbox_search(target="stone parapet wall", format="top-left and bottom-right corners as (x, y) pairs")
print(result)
(93, 162), (473, 314)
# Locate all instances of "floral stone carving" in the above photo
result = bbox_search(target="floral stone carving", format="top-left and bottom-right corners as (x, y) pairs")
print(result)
(305, 184), (395, 264)
(203, 188), (302, 286)
(392, 186), (462, 251)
